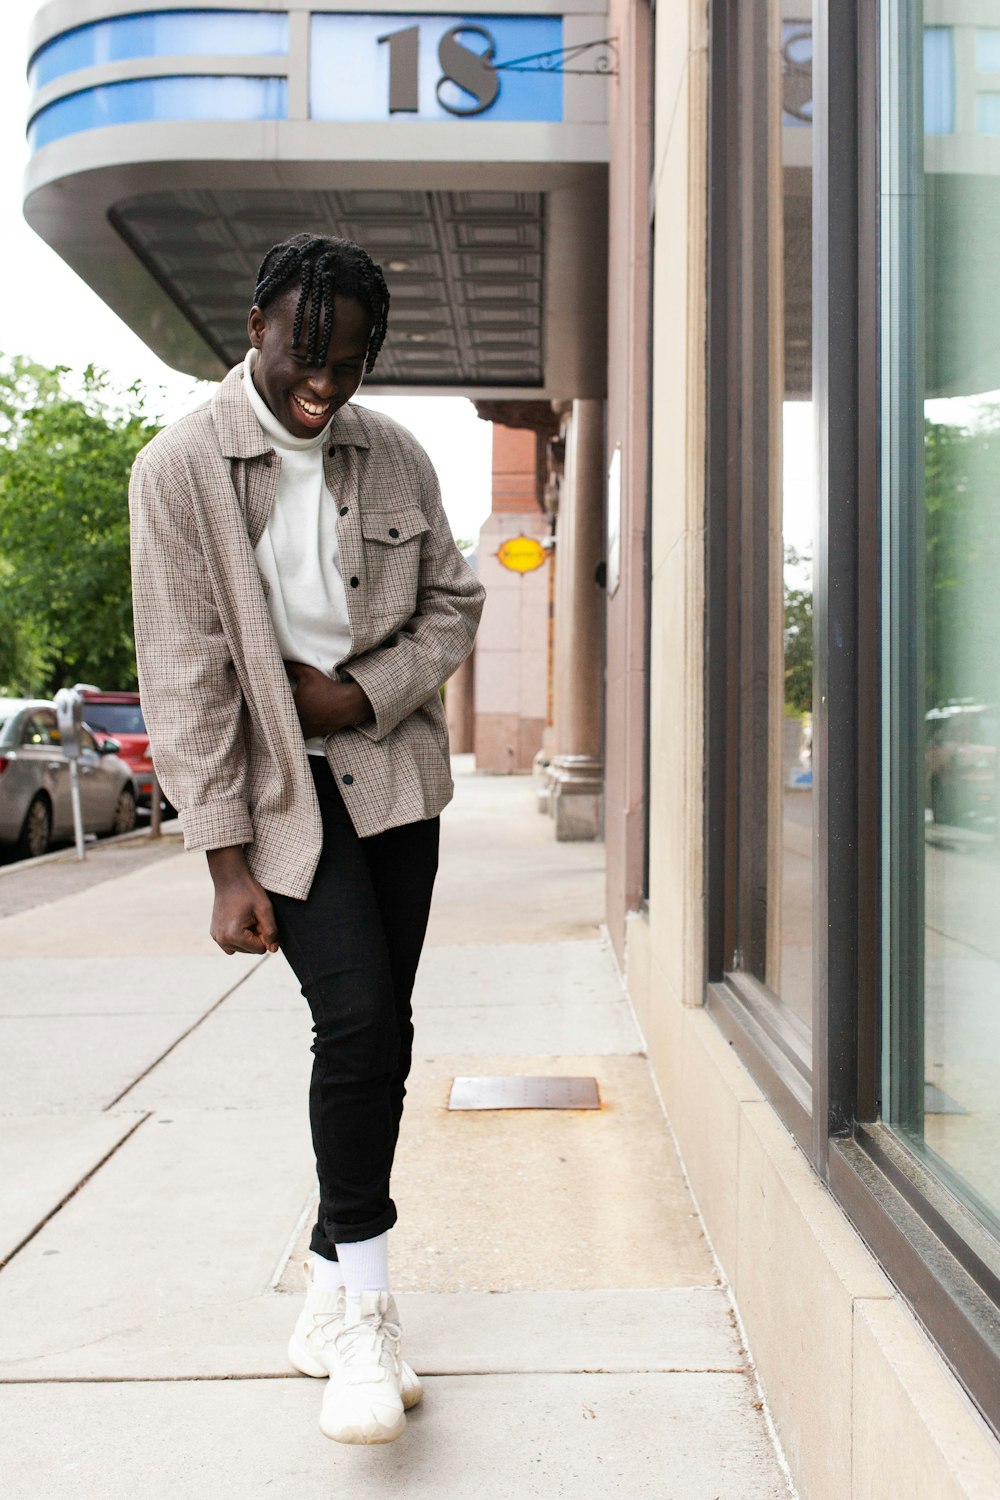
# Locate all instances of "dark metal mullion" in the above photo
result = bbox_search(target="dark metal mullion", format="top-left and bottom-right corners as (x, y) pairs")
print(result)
(812, 0), (861, 1171)
(704, 0), (737, 978)
(722, 17), (741, 973)
(855, 0), (882, 1122)
(736, 0), (772, 978)
(882, 0), (927, 1135)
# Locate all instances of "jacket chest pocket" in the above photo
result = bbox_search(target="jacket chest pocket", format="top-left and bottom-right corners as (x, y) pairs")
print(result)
(360, 508), (429, 615)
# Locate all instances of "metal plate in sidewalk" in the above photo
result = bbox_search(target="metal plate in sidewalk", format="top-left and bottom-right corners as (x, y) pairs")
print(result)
(448, 1075), (601, 1110)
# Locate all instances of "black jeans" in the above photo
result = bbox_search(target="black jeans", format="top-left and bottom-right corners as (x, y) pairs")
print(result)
(268, 756), (439, 1256)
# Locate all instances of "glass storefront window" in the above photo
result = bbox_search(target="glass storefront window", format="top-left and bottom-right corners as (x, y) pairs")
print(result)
(883, 0), (1000, 1231)
(775, 8), (815, 1032)
(725, 1), (815, 1050)
(705, 0), (819, 1098)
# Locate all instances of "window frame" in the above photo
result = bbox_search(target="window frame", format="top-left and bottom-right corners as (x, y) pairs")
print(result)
(20, 710), (59, 747)
(704, 0), (1000, 1435)
(703, 0), (817, 1153)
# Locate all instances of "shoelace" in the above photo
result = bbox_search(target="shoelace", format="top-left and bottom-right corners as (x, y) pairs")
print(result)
(305, 1284), (346, 1349)
(309, 1310), (342, 1349)
(334, 1308), (402, 1385)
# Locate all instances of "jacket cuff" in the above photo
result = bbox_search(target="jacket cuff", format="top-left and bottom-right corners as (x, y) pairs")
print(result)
(341, 653), (406, 742)
(179, 797), (254, 852)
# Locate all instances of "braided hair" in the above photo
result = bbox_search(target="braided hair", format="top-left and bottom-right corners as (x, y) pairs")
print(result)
(253, 233), (390, 374)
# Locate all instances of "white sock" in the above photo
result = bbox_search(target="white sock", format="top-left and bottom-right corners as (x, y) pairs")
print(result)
(311, 1251), (345, 1291)
(334, 1232), (390, 1300)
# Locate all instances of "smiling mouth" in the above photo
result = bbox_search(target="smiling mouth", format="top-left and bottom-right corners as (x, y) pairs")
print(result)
(292, 394), (332, 422)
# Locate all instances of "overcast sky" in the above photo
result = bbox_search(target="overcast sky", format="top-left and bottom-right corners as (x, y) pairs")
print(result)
(1, 4), (492, 542)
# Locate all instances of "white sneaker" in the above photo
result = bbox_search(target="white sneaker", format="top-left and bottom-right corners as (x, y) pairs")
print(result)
(319, 1291), (407, 1444)
(288, 1282), (422, 1410)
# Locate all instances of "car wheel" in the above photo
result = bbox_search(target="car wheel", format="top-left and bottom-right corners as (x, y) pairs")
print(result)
(111, 786), (137, 836)
(16, 795), (51, 860)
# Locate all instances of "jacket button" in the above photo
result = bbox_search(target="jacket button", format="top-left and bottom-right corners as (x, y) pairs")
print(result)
(388, 527), (399, 538)
(340, 506), (349, 516)
(342, 773), (354, 785)
(350, 576), (359, 587)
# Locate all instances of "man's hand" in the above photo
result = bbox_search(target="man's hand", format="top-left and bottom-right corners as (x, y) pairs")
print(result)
(206, 846), (280, 955)
(284, 661), (373, 739)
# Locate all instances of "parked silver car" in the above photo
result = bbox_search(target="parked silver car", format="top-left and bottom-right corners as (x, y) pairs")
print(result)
(0, 699), (137, 859)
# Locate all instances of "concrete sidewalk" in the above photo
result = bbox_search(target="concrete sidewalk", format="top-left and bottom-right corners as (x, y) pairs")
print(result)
(0, 759), (793, 1498)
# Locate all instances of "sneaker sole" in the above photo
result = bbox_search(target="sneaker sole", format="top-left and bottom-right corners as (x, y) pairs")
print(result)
(287, 1333), (328, 1379)
(288, 1334), (423, 1411)
(320, 1410), (407, 1445)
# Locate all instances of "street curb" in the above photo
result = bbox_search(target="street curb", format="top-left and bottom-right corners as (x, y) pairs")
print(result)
(0, 821), (183, 879)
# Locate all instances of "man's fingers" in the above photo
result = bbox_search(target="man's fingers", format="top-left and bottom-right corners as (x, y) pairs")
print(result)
(256, 895), (280, 953)
(212, 925), (265, 956)
(210, 883), (278, 955)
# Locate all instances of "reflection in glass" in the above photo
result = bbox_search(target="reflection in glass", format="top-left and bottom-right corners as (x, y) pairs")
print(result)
(773, 7), (814, 1031)
(885, 0), (1000, 1230)
(923, 403), (1000, 1220)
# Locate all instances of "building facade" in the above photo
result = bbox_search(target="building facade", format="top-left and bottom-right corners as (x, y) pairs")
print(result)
(619, 1), (1000, 1493)
(24, 0), (1000, 1491)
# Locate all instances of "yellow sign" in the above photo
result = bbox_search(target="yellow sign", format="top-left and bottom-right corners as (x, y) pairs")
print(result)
(496, 534), (547, 574)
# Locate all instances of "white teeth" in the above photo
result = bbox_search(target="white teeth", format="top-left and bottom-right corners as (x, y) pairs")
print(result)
(294, 396), (329, 417)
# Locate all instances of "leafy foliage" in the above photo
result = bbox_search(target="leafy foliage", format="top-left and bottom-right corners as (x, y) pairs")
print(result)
(784, 547), (813, 716)
(779, 413), (1000, 719)
(924, 409), (1000, 710)
(0, 357), (160, 696)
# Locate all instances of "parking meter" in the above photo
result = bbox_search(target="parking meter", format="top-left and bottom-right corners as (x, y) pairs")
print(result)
(54, 688), (83, 758)
(53, 688), (85, 859)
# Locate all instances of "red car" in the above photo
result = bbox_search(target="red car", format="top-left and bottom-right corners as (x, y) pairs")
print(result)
(74, 688), (157, 806)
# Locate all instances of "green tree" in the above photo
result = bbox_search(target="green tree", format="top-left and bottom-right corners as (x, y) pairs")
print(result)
(784, 547), (813, 715)
(0, 357), (160, 695)
(924, 408), (1000, 711)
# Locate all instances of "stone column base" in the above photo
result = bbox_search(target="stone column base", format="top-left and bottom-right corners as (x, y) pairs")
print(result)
(549, 756), (603, 841)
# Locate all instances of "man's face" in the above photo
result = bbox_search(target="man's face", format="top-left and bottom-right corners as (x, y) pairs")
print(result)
(247, 289), (373, 439)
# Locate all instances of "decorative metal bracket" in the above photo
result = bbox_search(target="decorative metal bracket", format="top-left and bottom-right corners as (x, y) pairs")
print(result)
(494, 37), (618, 77)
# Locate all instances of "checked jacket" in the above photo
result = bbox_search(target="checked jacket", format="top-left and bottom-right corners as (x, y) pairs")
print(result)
(129, 363), (485, 899)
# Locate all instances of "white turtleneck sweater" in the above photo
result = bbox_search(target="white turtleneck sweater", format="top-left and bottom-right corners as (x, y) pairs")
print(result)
(243, 349), (353, 754)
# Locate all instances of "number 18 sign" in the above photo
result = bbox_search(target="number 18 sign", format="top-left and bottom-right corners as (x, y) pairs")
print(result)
(310, 13), (564, 123)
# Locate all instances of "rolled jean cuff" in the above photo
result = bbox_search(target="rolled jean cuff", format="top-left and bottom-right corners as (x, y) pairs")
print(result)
(308, 1226), (339, 1260)
(324, 1200), (397, 1247)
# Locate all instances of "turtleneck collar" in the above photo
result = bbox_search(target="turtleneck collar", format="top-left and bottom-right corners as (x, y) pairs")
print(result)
(242, 349), (333, 453)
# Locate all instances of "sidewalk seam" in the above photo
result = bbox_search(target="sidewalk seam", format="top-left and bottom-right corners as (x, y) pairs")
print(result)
(103, 957), (268, 1110)
(0, 1366), (752, 1385)
(0, 1112), (152, 1273)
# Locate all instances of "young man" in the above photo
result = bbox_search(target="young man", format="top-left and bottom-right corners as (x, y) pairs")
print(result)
(129, 234), (485, 1445)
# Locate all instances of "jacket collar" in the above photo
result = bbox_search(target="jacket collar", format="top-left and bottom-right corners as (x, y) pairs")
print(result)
(211, 364), (372, 458)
